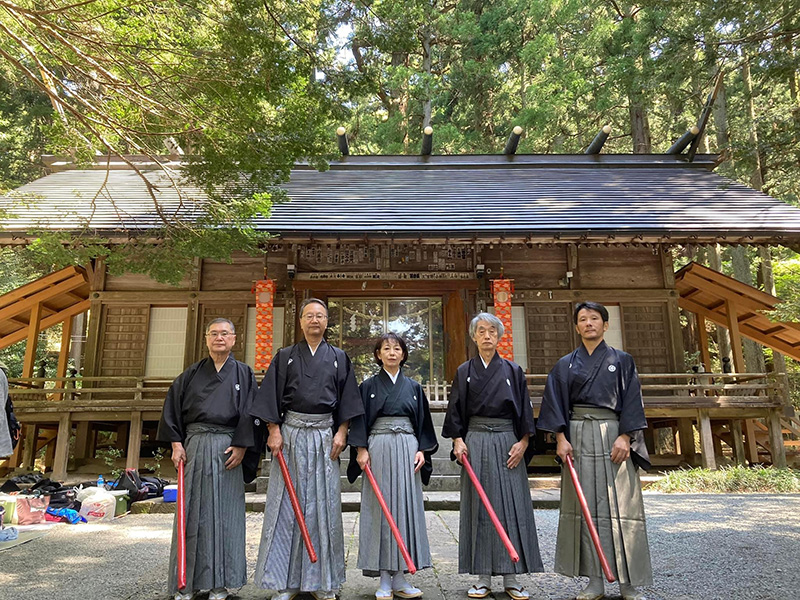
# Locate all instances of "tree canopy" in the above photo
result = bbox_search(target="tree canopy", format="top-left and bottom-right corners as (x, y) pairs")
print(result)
(0, 0), (799, 281)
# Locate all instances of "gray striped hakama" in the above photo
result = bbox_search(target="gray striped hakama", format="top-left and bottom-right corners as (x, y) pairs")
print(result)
(358, 417), (432, 576)
(168, 423), (246, 594)
(459, 417), (543, 575)
(254, 411), (345, 593)
(555, 406), (653, 586)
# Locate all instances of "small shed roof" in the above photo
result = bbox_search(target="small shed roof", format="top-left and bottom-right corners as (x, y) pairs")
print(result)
(3, 153), (800, 244)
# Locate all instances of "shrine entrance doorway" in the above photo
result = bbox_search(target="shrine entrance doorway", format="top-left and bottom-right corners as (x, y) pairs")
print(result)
(326, 297), (444, 384)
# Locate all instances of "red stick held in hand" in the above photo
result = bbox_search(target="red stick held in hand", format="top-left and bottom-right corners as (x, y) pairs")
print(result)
(177, 460), (187, 591)
(364, 463), (417, 574)
(565, 454), (616, 583)
(460, 454), (520, 563)
(276, 450), (318, 563)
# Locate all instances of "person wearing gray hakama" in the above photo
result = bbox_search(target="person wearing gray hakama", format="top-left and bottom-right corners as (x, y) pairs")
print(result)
(252, 298), (363, 600)
(348, 333), (438, 599)
(157, 318), (257, 600)
(442, 313), (543, 600)
(0, 366), (14, 458)
(539, 301), (653, 600)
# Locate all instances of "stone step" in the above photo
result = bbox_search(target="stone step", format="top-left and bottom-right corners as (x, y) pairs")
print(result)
(130, 489), (562, 514)
(255, 471), (561, 494)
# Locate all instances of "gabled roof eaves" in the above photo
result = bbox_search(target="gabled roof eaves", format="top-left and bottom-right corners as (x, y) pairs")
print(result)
(1, 155), (799, 242)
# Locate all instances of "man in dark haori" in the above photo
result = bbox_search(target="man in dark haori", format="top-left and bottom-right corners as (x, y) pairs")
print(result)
(348, 332), (438, 599)
(538, 301), (653, 600)
(253, 298), (364, 600)
(442, 312), (543, 600)
(157, 318), (257, 600)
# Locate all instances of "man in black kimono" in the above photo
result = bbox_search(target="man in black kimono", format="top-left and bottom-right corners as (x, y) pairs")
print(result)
(538, 301), (653, 600)
(157, 318), (257, 600)
(253, 298), (363, 600)
(442, 313), (543, 600)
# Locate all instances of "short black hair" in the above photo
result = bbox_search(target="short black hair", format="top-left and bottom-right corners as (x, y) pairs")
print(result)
(373, 332), (409, 367)
(573, 301), (609, 324)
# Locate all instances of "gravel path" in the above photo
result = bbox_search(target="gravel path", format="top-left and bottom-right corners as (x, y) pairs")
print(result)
(1, 494), (798, 600)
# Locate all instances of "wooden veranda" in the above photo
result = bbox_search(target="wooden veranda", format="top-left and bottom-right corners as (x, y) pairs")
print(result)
(4, 371), (789, 480)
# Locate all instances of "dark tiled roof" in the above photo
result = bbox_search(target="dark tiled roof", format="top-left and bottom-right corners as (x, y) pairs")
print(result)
(3, 154), (800, 241)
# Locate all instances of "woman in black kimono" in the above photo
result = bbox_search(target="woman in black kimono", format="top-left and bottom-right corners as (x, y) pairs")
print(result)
(348, 332), (438, 600)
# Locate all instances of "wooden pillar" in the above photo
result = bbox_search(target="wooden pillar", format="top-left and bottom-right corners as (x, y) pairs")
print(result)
(44, 432), (56, 472)
(744, 419), (759, 464)
(444, 291), (467, 381)
(22, 302), (43, 379)
(767, 409), (787, 469)
(53, 315), (74, 399)
(724, 300), (746, 374)
(73, 422), (91, 461)
(51, 414), (71, 481)
(7, 430), (23, 469)
(677, 418), (696, 464)
(126, 411), (143, 470)
(725, 300), (760, 461)
(21, 424), (37, 470)
(117, 422), (129, 450)
(730, 419), (746, 466)
(698, 409), (716, 469)
(712, 425), (723, 459)
(695, 313), (712, 373)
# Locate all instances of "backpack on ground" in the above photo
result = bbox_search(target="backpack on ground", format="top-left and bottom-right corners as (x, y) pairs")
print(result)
(140, 476), (168, 499)
(113, 469), (149, 505)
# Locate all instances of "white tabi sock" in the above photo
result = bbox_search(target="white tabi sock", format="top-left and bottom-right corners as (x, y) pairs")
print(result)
(580, 576), (604, 597)
(476, 574), (491, 589)
(379, 570), (393, 592)
(392, 571), (409, 590)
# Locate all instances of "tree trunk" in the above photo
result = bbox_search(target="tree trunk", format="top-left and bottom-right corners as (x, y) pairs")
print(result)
(742, 58), (764, 189)
(759, 248), (789, 401)
(707, 244), (733, 367)
(422, 29), (432, 129)
(731, 245), (766, 373)
(629, 101), (651, 153)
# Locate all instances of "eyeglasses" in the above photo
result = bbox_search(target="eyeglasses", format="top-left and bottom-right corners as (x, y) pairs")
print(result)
(206, 331), (234, 338)
(302, 313), (328, 321)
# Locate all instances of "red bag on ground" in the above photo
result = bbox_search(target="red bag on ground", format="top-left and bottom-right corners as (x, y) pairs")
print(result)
(16, 496), (49, 525)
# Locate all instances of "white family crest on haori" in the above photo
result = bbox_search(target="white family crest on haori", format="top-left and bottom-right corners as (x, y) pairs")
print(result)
(608, 364), (617, 372)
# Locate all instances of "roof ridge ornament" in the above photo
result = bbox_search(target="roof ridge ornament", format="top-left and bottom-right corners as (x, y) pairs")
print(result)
(584, 125), (612, 154)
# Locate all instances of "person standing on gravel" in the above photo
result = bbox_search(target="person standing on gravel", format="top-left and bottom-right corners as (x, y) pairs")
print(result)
(442, 312), (543, 600)
(157, 318), (257, 600)
(538, 301), (653, 600)
(252, 298), (363, 600)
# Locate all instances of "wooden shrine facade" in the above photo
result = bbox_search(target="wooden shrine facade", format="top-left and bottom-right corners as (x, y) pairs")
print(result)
(3, 152), (800, 478)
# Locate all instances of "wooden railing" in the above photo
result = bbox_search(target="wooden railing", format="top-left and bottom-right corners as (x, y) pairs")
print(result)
(9, 372), (784, 415)
(4, 372), (792, 476)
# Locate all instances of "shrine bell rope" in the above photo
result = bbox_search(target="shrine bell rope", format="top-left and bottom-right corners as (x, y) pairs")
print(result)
(253, 279), (276, 371)
(491, 278), (514, 361)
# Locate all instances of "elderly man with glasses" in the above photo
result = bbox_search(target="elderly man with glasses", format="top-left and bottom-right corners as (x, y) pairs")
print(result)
(157, 318), (258, 600)
(443, 312), (544, 600)
(253, 298), (363, 600)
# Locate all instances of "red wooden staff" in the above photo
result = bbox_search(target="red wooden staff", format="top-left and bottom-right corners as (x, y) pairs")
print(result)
(363, 463), (417, 574)
(460, 454), (519, 563)
(276, 450), (318, 563)
(565, 454), (616, 583)
(177, 460), (187, 591)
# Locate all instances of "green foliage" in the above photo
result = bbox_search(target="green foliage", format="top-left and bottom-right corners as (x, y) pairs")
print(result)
(651, 466), (800, 494)
(0, 0), (342, 281)
(97, 447), (124, 480)
(144, 447), (167, 477)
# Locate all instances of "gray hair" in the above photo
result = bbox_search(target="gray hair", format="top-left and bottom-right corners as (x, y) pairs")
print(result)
(469, 312), (505, 339)
(299, 297), (328, 317)
(206, 318), (235, 334)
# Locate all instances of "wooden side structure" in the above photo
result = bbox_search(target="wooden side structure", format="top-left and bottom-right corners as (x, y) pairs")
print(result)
(6, 243), (789, 478)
